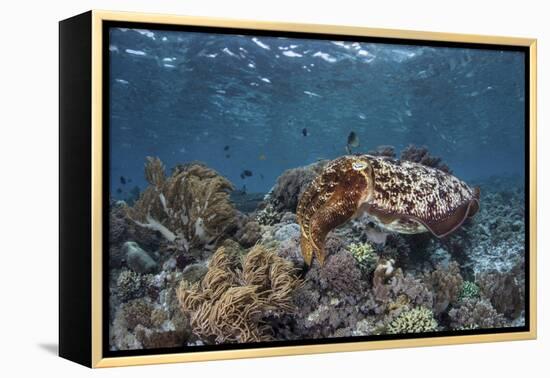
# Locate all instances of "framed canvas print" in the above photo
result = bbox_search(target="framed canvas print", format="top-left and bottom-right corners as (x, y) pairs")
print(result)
(59, 10), (537, 368)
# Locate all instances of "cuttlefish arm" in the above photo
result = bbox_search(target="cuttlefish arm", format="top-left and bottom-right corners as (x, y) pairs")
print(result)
(300, 188), (363, 265)
(297, 156), (372, 266)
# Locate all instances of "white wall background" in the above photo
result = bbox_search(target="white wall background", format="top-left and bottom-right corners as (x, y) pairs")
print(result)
(0, 0), (547, 376)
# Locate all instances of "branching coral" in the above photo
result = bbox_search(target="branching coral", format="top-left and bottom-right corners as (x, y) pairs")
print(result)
(347, 242), (378, 274)
(458, 281), (480, 301)
(387, 307), (438, 334)
(177, 244), (301, 343)
(126, 157), (236, 250)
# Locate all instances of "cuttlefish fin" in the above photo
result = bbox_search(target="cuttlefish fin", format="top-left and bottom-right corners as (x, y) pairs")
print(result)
(412, 195), (480, 238)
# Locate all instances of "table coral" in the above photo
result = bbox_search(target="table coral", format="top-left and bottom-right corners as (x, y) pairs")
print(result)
(126, 157), (236, 250)
(177, 244), (301, 343)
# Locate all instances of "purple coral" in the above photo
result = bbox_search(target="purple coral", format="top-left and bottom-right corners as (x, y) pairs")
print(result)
(319, 249), (364, 295)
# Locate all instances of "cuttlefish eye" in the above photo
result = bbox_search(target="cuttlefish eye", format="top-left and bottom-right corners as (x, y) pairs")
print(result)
(352, 161), (368, 171)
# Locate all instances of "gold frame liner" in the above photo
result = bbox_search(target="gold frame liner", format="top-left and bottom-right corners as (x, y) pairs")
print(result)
(90, 9), (537, 368)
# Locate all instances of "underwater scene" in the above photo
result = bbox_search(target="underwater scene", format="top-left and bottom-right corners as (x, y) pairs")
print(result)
(107, 26), (526, 351)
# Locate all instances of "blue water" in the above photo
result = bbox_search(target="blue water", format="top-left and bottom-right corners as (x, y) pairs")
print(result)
(109, 27), (525, 198)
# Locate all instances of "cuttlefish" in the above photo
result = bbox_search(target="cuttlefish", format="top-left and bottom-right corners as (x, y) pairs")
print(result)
(296, 155), (480, 266)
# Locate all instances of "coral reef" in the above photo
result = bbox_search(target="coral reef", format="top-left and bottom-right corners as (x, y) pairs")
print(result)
(476, 263), (524, 319)
(115, 269), (149, 302)
(366, 145), (396, 158)
(424, 262), (464, 315)
(347, 242), (378, 274)
(387, 307), (438, 334)
(234, 218), (262, 248)
(110, 297), (190, 350)
(126, 157), (236, 250)
(459, 281), (480, 301)
(123, 241), (158, 274)
(270, 160), (327, 212)
(319, 249), (365, 295)
(177, 244), (301, 343)
(255, 202), (280, 226)
(109, 157), (525, 349)
(448, 298), (507, 330)
(400, 144), (452, 174)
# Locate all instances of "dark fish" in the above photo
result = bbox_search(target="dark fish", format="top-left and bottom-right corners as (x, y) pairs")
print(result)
(224, 145), (230, 151)
(243, 169), (253, 177)
(302, 128), (308, 136)
(346, 131), (360, 153)
(225, 154), (231, 159)
(260, 174), (264, 180)
(116, 188), (123, 194)
(240, 173), (245, 179)
(120, 176), (127, 185)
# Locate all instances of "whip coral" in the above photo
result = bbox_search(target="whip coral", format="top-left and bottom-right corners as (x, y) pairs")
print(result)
(126, 157), (236, 250)
(177, 244), (301, 343)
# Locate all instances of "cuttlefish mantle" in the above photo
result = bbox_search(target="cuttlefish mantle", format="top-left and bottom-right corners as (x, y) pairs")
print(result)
(296, 155), (480, 266)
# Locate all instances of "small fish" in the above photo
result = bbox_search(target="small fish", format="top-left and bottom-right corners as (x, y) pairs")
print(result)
(223, 145), (230, 151)
(240, 173), (245, 179)
(120, 176), (127, 185)
(225, 154), (231, 159)
(260, 174), (264, 180)
(302, 128), (308, 136)
(259, 154), (266, 161)
(116, 188), (123, 194)
(242, 169), (253, 177)
(346, 131), (360, 154)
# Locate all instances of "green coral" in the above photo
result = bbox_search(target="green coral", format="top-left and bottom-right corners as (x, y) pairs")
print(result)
(459, 281), (480, 301)
(348, 242), (378, 273)
(387, 307), (438, 334)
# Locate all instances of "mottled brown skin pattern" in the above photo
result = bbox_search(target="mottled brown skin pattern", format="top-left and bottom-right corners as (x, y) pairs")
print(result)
(297, 156), (373, 265)
(297, 155), (480, 266)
